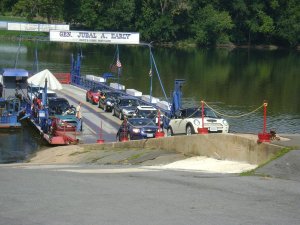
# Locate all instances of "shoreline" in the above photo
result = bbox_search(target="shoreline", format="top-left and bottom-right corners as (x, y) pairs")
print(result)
(0, 34), (299, 51)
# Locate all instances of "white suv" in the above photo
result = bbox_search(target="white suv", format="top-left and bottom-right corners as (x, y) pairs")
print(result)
(167, 107), (229, 136)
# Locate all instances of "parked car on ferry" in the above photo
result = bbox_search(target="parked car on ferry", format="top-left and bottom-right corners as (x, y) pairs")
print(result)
(86, 87), (101, 105)
(112, 96), (140, 120)
(167, 107), (229, 136)
(37, 89), (58, 100)
(47, 97), (70, 116)
(98, 90), (123, 112)
(133, 105), (163, 127)
(116, 117), (158, 141)
(27, 84), (42, 102)
(47, 98), (79, 132)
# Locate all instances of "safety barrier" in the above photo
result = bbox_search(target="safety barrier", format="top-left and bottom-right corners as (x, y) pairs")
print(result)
(203, 100), (271, 143)
(97, 120), (105, 144)
(54, 73), (71, 84)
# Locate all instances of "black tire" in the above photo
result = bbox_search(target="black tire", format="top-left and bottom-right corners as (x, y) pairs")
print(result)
(186, 124), (195, 135)
(167, 127), (174, 136)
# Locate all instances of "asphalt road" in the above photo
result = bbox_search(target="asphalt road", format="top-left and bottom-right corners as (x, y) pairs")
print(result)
(0, 163), (300, 225)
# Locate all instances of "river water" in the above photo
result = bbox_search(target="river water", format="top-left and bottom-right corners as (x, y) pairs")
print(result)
(0, 40), (299, 162)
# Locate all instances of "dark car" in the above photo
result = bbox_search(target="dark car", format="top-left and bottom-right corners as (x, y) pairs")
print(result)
(47, 98), (79, 131)
(47, 97), (70, 116)
(112, 96), (140, 120)
(116, 118), (158, 141)
(86, 87), (101, 104)
(98, 90), (123, 112)
(133, 105), (165, 127)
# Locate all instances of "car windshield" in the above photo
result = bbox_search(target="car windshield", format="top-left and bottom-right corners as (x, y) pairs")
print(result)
(137, 110), (157, 118)
(91, 87), (100, 92)
(119, 99), (139, 107)
(48, 93), (58, 98)
(184, 108), (218, 118)
(28, 86), (41, 93)
(107, 92), (122, 98)
(128, 118), (156, 126)
(48, 99), (70, 115)
(37, 92), (57, 99)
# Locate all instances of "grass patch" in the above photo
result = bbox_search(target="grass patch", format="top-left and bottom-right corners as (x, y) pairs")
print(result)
(127, 153), (144, 161)
(240, 147), (293, 176)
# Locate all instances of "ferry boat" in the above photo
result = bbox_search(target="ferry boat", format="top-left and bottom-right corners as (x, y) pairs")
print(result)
(0, 68), (28, 129)
(24, 69), (79, 145)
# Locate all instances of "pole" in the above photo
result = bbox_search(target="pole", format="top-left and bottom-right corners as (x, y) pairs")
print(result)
(257, 101), (271, 143)
(155, 110), (165, 138)
(263, 101), (267, 134)
(202, 101), (205, 129)
(97, 120), (105, 143)
(197, 100), (208, 134)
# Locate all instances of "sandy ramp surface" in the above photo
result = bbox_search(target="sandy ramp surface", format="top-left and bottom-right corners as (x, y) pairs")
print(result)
(149, 156), (257, 173)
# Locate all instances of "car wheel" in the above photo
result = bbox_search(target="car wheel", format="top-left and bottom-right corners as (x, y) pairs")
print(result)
(186, 125), (195, 135)
(167, 127), (174, 136)
(119, 112), (123, 120)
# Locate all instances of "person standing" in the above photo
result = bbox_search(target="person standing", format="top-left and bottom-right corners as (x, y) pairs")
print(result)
(0, 82), (3, 98)
(76, 102), (83, 131)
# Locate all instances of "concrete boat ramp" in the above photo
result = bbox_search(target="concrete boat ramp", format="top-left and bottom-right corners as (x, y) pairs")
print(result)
(32, 84), (299, 175)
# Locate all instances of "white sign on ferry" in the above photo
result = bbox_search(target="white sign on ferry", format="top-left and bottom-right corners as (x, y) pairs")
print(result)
(7, 22), (69, 32)
(50, 30), (140, 45)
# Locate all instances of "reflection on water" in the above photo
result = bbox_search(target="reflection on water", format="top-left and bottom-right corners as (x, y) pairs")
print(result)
(0, 40), (299, 163)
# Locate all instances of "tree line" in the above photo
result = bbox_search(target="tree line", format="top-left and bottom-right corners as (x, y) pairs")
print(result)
(1, 0), (300, 47)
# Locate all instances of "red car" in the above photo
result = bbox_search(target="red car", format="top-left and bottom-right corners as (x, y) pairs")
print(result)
(86, 87), (101, 104)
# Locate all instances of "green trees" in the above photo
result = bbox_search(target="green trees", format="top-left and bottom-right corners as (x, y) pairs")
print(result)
(276, 0), (300, 47)
(1, 0), (299, 47)
(12, 0), (63, 23)
(191, 5), (233, 46)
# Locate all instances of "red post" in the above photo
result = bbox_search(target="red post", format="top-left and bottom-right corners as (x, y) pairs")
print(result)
(197, 100), (208, 134)
(121, 118), (129, 142)
(97, 120), (105, 144)
(257, 101), (271, 143)
(155, 110), (165, 138)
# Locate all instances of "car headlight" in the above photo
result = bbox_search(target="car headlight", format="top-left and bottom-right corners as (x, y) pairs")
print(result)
(132, 128), (140, 133)
(222, 119), (228, 126)
(94, 96), (99, 99)
(193, 119), (200, 126)
(123, 109), (133, 115)
(122, 109), (129, 114)
(106, 101), (112, 106)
